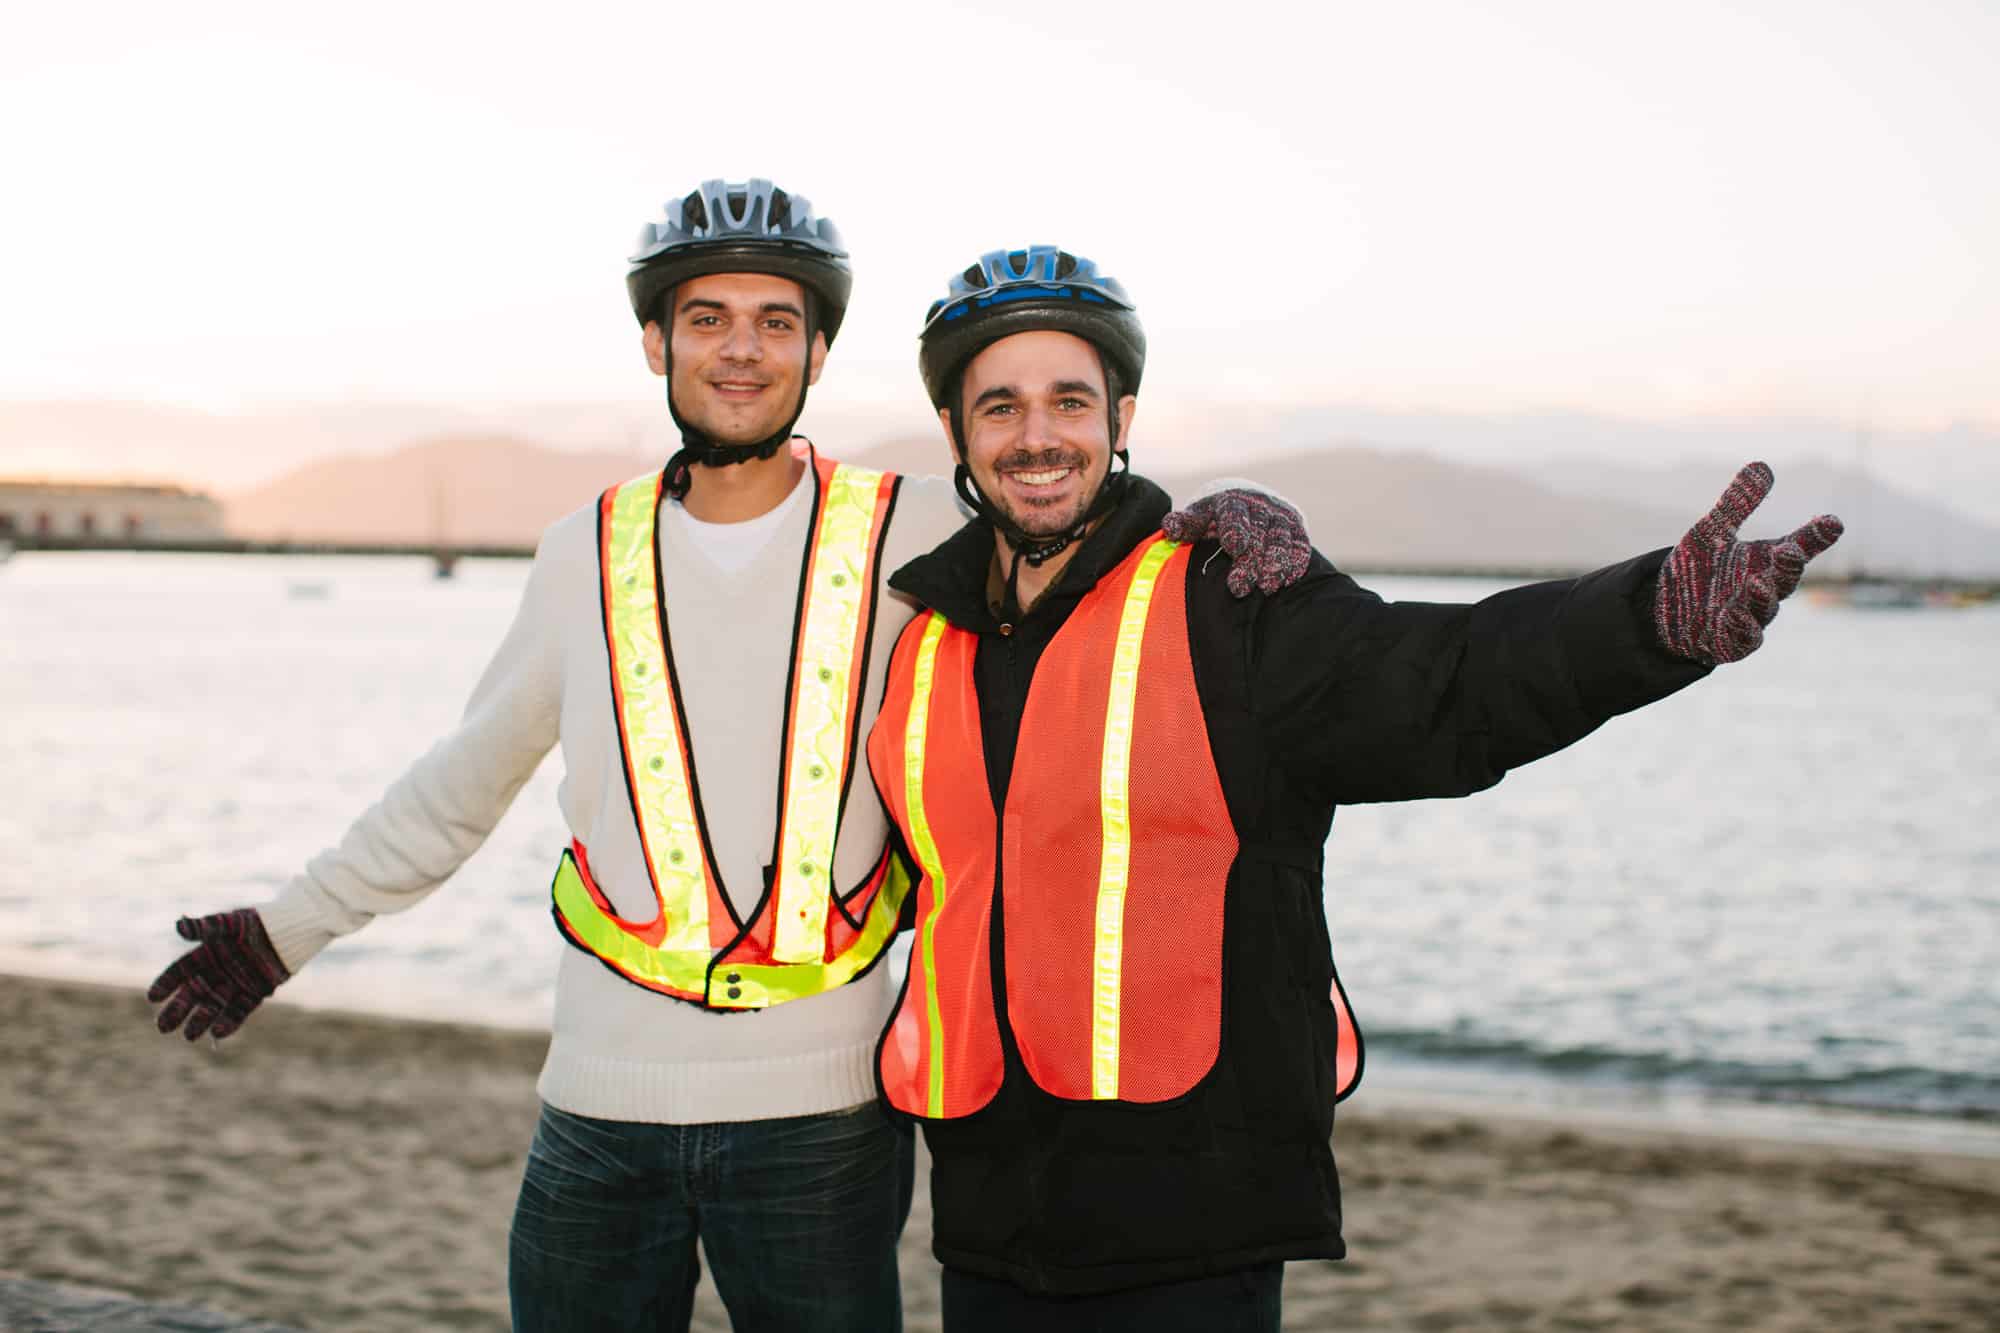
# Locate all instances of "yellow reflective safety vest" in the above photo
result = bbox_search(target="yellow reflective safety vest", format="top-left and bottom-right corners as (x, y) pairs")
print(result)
(551, 451), (912, 1010)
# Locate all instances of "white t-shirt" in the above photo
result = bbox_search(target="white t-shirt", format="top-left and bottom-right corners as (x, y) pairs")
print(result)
(665, 471), (809, 574)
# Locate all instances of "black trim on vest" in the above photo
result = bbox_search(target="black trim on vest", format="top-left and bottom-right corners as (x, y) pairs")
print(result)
(829, 472), (903, 932)
(833, 844), (890, 933)
(869, 632), (932, 1123)
(572, 458), (903, 1011)
(546, 852), (762, 1017)
(653, 475), (746, 940)
(710, 454), (829, 975)
(597, 471), (672, 929)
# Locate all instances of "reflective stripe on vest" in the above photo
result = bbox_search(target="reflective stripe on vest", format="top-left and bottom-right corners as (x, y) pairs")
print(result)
(1088, 536), (1178, 1098)
(873, 607), (1004, 1119)
(551, 453), (908, 1009)
(872, 534), (1365, 1115)
(551, 841), (910, 1007)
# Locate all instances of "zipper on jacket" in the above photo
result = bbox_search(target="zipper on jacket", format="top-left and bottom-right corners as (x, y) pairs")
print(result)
(987, 765), (1052, 1293)
(981, 619), (1053, 1290)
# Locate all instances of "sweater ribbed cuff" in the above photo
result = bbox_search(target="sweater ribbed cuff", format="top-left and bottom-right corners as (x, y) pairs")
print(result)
(255, 887), (342, 976)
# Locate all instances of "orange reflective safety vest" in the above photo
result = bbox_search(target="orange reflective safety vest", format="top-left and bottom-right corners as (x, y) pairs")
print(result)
(550, 452), (913, 1010)
(870, 534), (1363, 1118)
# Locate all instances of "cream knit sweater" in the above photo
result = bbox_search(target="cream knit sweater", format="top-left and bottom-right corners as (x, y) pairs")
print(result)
(257, 463), (964, 1124)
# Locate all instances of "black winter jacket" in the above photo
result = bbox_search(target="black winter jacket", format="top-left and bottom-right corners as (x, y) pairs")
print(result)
(881, 474), (1710, 1296)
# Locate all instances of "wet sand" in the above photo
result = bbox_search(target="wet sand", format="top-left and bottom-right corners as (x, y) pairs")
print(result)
(3, 973), (1995, 1331)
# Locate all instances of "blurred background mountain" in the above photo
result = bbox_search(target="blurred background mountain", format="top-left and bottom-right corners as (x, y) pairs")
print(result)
(6, 399), (1994, 575)
(202, 429), (1996, 578)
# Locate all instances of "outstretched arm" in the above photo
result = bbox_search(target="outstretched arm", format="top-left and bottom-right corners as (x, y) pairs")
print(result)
(1251, 462), (1839, 806)
(148, 522), (571, 1040)
(1252, 548), (1707, 806)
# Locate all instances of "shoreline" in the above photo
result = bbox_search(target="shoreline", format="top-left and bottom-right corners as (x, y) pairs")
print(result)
(7, 970), (1999, 1331)
(12, 948), (1992, 1162)
(1357, 1065), (2000, 1162)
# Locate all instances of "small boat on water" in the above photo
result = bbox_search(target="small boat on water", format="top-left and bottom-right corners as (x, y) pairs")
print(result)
(1807, 579), (1996, 610)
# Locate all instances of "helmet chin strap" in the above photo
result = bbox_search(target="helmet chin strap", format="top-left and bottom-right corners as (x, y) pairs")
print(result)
(662, 293), (818, 501)
(950, 382), (1130, 620)
(950, 451), (1129, 568)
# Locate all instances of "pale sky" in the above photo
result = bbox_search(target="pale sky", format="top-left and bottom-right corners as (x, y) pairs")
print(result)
(4, 0), (1996, 433)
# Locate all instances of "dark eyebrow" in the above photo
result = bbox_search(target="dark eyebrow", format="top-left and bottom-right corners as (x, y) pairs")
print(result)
(971, 384), (1021, 411)
(970, 379), (1103, 411)
(676, 298), (806, 319)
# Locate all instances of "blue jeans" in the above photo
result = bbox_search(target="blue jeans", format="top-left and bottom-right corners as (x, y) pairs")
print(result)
(508, 1101), (914, 1332)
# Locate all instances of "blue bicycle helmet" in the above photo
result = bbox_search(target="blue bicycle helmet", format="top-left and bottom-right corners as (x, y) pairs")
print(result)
(917, 246), (1145, 410)
(627, 178), (852, 344)
(918, 246), (1147, 582)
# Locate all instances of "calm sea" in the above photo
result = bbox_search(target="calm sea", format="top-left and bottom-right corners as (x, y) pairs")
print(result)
(3, 552), (1996, 1151)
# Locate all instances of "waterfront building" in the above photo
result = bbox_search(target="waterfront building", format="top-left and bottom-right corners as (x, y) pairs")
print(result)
(0, 480), (225, 544)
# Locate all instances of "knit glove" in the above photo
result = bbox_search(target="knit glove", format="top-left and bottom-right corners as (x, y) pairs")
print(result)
(147, 909), (291, 1041)
(1162, 487), (1313, 597)
(1654, 462), (1844, 665)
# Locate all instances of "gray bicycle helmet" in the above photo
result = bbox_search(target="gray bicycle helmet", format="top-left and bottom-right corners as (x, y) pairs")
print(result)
(917, 246), (1145, 410)
(627, 178), (852, 344)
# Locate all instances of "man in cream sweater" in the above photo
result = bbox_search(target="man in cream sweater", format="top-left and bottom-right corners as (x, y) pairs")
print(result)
(147, 180), (1310, 1332)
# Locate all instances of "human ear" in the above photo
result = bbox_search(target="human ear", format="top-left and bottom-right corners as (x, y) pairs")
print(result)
(642, 322), (667, 377)
(1113, 395), (1138, 454)
(806, 330), (829, 386)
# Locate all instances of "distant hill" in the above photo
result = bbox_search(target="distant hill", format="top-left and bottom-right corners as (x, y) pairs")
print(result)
(225, 435), (653, 544)
(1524, 457), (2000, 579)
(1229, 406), (2000, 530)
(0, 399), (497, 493)
(215, 434), (2000, 576)
(1154, 447), (1695, 572)
(0, 397), (915, 495)
(14, 396), (1995, 545)
(840, 434), (953, 480)
(831, 436), (1695, 570)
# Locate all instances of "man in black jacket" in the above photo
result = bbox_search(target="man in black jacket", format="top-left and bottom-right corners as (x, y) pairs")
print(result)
(867, 247), (1844, 1332)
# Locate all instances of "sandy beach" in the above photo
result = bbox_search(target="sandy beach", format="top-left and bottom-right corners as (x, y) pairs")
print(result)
(3, 973), (1994, 1332)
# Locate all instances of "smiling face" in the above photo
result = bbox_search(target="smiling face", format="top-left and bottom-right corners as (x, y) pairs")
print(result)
(948, 329), (1136, 541)
(643, 271), (827, 444)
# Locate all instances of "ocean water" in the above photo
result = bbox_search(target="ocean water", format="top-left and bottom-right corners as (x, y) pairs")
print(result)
(3, 552), (1996, 1147)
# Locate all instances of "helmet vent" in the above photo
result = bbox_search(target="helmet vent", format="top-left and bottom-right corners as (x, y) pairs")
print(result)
(721, 186), (756, 230)
(917, 245), (1145, 408)
(626, 177), (852, 337)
